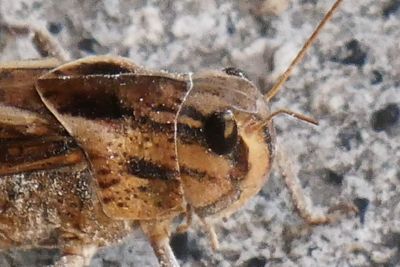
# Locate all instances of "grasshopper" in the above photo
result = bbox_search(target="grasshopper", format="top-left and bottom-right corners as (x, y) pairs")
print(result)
(0, 0), (357, 266)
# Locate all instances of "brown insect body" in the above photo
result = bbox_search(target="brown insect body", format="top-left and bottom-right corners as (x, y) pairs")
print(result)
(0, 1), (356, 266)
(0, 56), (274, 254)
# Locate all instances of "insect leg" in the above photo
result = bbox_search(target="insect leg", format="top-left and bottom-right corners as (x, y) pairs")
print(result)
(53, 256), (85, 267)
(54, 245), (97, 267)
(0, 21), (70, 61)
(141, 220), (179, 267)
(200, 218), (219, 251)
(176, 207), (220, 251)
(276, 144), (358, 225)
(176, 204), (193, 233)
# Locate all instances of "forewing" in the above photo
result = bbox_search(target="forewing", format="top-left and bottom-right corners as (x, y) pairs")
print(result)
(36, 56), (188, 220)
(0, 58), (83, 175)
(0, 59), (97, 247)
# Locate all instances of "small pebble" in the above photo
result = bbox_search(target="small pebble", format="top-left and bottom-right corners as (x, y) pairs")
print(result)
(259, 0), (289, 16)
(47, 22), (63, 34)
(323, 169), (344, 186)
(370, 70), (383, 85)
(243, 256), (267, 267)
(77, 38), (100, 54)
(371, 103), (399, 132)
(340, 39), (367, 66)
(383, 0), (400, 17)
(353, 197), (369, 224)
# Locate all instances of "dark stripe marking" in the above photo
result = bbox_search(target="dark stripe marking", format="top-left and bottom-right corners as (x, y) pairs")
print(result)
(97, 177), (121, 189)
(0, 150), (85, 176)
(136, 116), (175, 133)
(177, 123), (206, 146)
(58, 91), (133, 120)
(151, 104), (206, 124)
(180, 106), (206, 122)
(180, 137), (249, 183)
(263, 122), (275, 164)
(0, 137), (78, 164)
(127, 157), (178, 180)
(194, 188), (241, 217)
(134, 116), (206, 146)
(151, 104), (177, 113)
(180, 166), (207, 180)
(149, 103), (207, 125)
(78, 62), (135, 75)
(229, 137), (249, 181)
(102, 196), (115, 204)
(51, 61), (135, 76)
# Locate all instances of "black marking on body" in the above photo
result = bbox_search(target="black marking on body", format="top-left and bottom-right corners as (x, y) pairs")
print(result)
(263, 122), (275, 164)
(58, 92), (132, 120)
(203, 111), (238, 155)
(180, 167), (207, 180)
(136, 116), (175, 133)
(132, 111), (249, 185)
(180, 137), (249, 184)
(194, 188), (241, 217)
(144, 98), (201, 117)
(180, 106), (206, 122)
(151, 104), (177, 113)
(177, 123), (206, 146)
(134, 116), (206, 146)
(229, 137), (249, 181)
(178, 121), (248, 170)
(80, 62), (134, 75)
(127, 157), (178, 180)
(54, 62), (135, 76)
(102, 196), (114, 204)
(0, 137), (78, 164)
(0, 151), (85, 176)
(0, 124), (33, 138)
(39, 73), (188, 121)
(97, 177), (121, 189)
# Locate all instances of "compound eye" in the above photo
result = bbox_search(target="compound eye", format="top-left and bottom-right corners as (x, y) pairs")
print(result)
(222, 67), (249, 80)
(204, 110), (238, 155)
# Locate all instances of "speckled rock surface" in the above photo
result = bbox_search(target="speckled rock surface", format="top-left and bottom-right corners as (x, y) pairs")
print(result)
(0, 0), (399, 266)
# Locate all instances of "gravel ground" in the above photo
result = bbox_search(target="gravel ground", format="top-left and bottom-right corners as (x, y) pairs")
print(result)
(0, 0), (399, 266)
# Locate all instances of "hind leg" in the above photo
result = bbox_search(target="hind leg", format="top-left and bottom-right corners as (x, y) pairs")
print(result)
(1, 20), (70, 61)
(141, 220), (179, 267)
(54, 245), (97, 267)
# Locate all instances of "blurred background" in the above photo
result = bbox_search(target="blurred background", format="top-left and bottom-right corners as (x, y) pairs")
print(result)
(0, 0), (399, 266)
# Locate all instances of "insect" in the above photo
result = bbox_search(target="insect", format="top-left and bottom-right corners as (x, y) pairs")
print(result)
(0, 0), (358, 266)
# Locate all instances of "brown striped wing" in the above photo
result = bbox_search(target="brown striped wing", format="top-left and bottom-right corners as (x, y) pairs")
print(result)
(0, 58), (84, 181)
(0, 59), (99, 247)
(36, 56), (187, 220)
(0, 60), (84, 175)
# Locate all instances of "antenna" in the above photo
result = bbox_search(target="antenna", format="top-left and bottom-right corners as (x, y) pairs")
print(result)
(265, 0), (343, 102)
